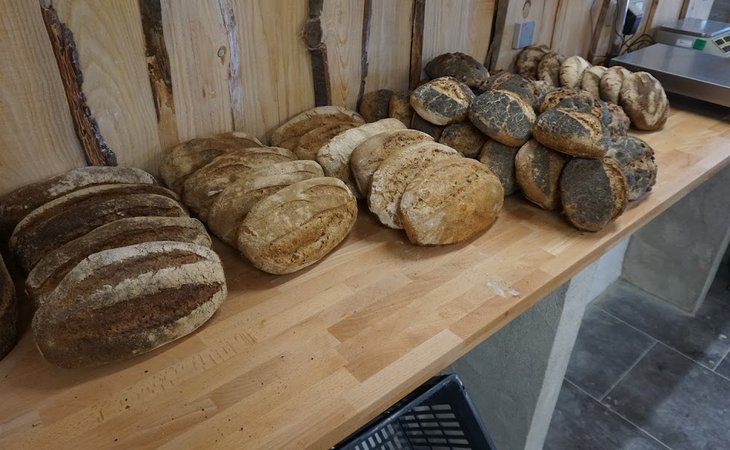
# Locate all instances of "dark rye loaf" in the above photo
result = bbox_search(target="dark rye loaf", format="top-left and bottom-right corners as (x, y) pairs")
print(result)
(439, 122), (487, 158)
(32, 241), (226, 368)
(469, 90), (536, 147)
(10, 184), (185, 273)
(410, 77), (475, 125)
(411, 114), (445, 140)
(0, 254), (17, 360)
(604, 135), (657, 201)
(482, 72), (540, 110)
(515, 139), (568, 210)
(358, 89), (394, 123)
(478, 140), (520, 196)
(533, 107), (612, 158)
(424, 52), (490, 90)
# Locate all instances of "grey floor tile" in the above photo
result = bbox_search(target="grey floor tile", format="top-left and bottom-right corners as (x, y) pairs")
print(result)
(545, 380), (668, 450)
(717, 354), (730, 379)
(595, 280), (730, 368)
(566, 306), (656, 399)
(604, 343), (730, 450)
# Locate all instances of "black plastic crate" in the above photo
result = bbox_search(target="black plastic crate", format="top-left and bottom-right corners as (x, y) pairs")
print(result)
(333, 374), (496, 450)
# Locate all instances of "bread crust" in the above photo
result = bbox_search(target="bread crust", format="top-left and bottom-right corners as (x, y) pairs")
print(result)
(619, 72), (669, 131)
(537, 52), (565, 86)
(439, 122), (487, 158)
(581, 66), (608, 99)
(410, 77), (475, 125)
(358, 89), (394, 123)
(559, 56), (591, 89)
(604, 135), (657, 201)
(478, 140), (519, 195)
(424, 52), (490, 90)
(599, 66), (631, 104)
(388, 90), (415, 127)
(533, 107), (611, 158)
(411, 114), (445, 140)
(483, 72), (540, 109)
(270, 106), (365, 149)
(469, 90), (536, 147)
(515, 45), (551, 80)
(294, 123), (358, 160)
(515, 139), (568, 210)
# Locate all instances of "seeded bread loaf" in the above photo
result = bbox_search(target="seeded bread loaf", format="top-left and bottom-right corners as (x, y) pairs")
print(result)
(410, 77), (475, 125)
(537, 52), (565, 86)
(359, 89), (394, 123)
(581, 66), (608, 99)
(603, 102), (631, 136)
(424, 52), (490, 90)
(439, 122), (487, 158)
(238, 177), (357, 274)
(559, 56), (591, 89)
(604, 136), (657, 201)
(0, 254), (17, 360)
(515, 45), (551, 80)
(411, 114), (445, 140)
(599, 66), (631, 104)
(469, 90), (536, 147)
(539, 88), (595, 114)
(483, 72), (540, 109)
(294, 123), (358, 160)
(32, 241), (226, 368)
(515, 139), (568, 210)
(270, 106), (365, 150)
(533, 107), (612, 158)
(478, 140), (519, 195)
(388, 90), (415, 127)
(619, 71), (669, 131)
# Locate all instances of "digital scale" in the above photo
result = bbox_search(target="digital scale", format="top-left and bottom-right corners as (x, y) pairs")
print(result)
(655, 18), (730, 58)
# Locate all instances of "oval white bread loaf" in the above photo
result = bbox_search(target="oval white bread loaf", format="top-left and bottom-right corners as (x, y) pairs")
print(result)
(469, 90), (536, 147)
(581, 66), (608, 99)
(515, 139), (568, 210)
(270, 106), (365, 150)
(294, 123), (357, 160)
(410, 77), (475, 125)
(559, 56), (591, 89)
(515, 45), (551, 80)
(400, 158), (503, 245)
(619, 71), (669, 131)
(424, 52), (490, 90)
(0, 254), (17, 360)
(439, 122), (487, 158)
(32, 241), (226, 368)
(478, 140), (519, 196)
(238, 177), (357, 275)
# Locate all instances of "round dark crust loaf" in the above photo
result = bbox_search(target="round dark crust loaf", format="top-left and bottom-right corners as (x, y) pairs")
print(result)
(619, 71), (669, 131)
(238, 177), (357, 275)
(515, 45), (551, 80)
(604, 135), (657, 201)
(389, 90), (415, 127)
(358, 89), (395, 123)
(581, 66), (608, 99)
(32, 241), (226, 368)
(469, 90), (536, 147)
(424, 52), (490, 90)
(411, 114), (445, 140)
(559, 56), (591, 89)
(400, 158), (504, 245)
(560, 158), (628, 232)
(533, 107), (612, 158)
(539, 88), (595, 114)
(482, 72), (540, 109)
(0, 255), (17, 360)
(478, 140), (519, 196)
(537, 52), (565, 87)
(602, 102), (631, 136)
(514, 139), (568, 210)
(599, 66), (631, 104)
(270, 106), (365, 150)
(410, 77), (476, 125)
(439, 122), (487, 158)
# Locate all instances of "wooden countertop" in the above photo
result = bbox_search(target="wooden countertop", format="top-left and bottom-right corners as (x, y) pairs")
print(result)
(1, 97), (729, 449)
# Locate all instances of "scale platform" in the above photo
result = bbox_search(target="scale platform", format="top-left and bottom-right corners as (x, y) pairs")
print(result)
(655, 18), (730, 57)
(611, 43), (730, 107)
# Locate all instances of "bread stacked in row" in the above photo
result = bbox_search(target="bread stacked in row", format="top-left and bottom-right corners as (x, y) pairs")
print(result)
(515, 46), (669, 131)
(0, 166), (226, 368)
(160, 128), (358, 275)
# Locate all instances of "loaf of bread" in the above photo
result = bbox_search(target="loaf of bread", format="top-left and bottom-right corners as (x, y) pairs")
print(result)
(207, 160), (324, 244)
(0, 254), (17, 360)
(482, 72), (540, 109)
(411, 114), (445, 140)
(182, 147), (296, 219)
(515, 45), (551, 80)
(389, 90), (415, 127)
(400, 158), (503, 245)
(533, 107), (611, 158)
(604, 136), (657, 201)
(350, 130), (433, 197)
(270, 106), (365, 150)
(410, 77), (475, 125)
(599, 66), (631, 104)
(26, 216), (211, 308)
(160, 132), (263, 194)
(10, 184), (185, 273)
(369, 142), (460, 229)
(478, 140), (519, 195)
(619, 71), (669, 131)
(439, 122), (487, 158)
(0, 166), (157, 240)
(559, 56), (591, 89)
(359, 89), (394, 123)
(424, 52), (490, 90)
(537, 52), (565, 86)
(515, 139), (568, 210)
(238, 177), (357, 274)
(469, 90), (536, 147)
(539, 88), (595, 114)
(581, 66), (608, 99)
(294, 123), (356, 160)
(32, 241), (226, 368)
(316, 118), (406, 197)
(560, 158), (628, 231)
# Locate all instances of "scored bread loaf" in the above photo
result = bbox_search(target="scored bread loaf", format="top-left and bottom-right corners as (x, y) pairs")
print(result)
(207, 160), (324, 245)
(599, 66), (632, 104)
(10, 184), (185, 273)
(294, 123), (357, 160)
(482, 72), (540, 109)
(25, 216), (211, 308)
(411, 114), (445, 140)
(515, 45), (551, 80)
(270, 106), (365, 150)
(316, 118), (406, 197)
(604, 135), (657, 201)
(469, 90), (536, 147)
(369, 142), (460, 229)
(350, 130), (433, 197)
(238, 177), (357, 275)
(559, 56), (591, 89)
(389, 90), (415, 127)
(515, 139), (568, 210)
(439, 122), (487, 158)
(0, 166), (156, 239)
(581, 66), (608, 99)
(400, 158), (503, 245)
(0, 254), (17, 360)
(539, 88), (595, 114)
(537, 52), (565, 86)
(478, 140), (519, 195)
(160, 132), (263, 194)
(410, 77), (475, 125)
(32, 241), (226, 368)
(358, 89), (394, 123)
(533, 107), (612, 158)
(603, 102), (631, 136)
(619, 71), (669, 131)
(424, 52), (490, 90)
(560, 158), (628, 231)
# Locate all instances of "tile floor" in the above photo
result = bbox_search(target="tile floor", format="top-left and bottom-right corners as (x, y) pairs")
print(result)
(545, 260), (730, 450)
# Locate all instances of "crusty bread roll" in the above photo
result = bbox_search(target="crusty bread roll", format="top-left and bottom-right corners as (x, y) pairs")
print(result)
(533, 107), (611, 158)
(238, 177), (357, 274)
(270, 106), (365, 150)
(411, 114), (445, 140)
(539, 88), (595, 114)
(439, 122), (487, 158)
(316, 118), (405, 197)
(401, 158), (503, 245)
(478, 140), (519, 195)
(424, 52), (490, 90)
(410, 77), (475, 125)
(601, 102), (631, 136)
(0, 254), (17, 360)
(483, 72), (540, 110)
(0, 166), (157, 239)
(208, 160), (324, 245)
(515, 45), (551, 80)
(469, 90), (536, 147)
(388, 90), (415, 127)
(11, 184), (185, 273)
(33, 241), (226, 368)
(559, 56), (591, 89)
(351, 130), (433, 197)
(604, 135), (657, 201)
(369, 142), (460, 229)
(599, 66), (631, 104)
(619, 71), (669, 131)
(294, 123), (357, 160)
(537, 52), (565, 87)
(182, 147), (296, 219)
(581, 66), (608, 99)
(160, 132), (263, 194)
(26, 216), (211, 307)
(515, 139), (568, 210)
(560, 158), (628, 231)
(359, 89), (394, 123)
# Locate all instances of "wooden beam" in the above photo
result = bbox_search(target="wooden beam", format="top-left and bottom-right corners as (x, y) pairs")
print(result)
(409, 0), (425, 89)
(303, 0), (332, 106)
(357, 0), (373, 109)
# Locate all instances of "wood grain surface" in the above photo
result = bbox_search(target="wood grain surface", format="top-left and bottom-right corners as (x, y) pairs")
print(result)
(364, 0), (413, 93)
(0, 98), (728, 449)
(322, 0), (365, 110)
(491, 0), (560, 70)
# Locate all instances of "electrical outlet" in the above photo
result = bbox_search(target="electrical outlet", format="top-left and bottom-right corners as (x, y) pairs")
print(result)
(512, 21), (535, 49)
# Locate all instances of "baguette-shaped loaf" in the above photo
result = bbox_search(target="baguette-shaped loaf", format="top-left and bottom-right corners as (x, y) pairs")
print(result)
(316, 118), (406, 197)
(32, 241), (226, 368)
(0, 166), (156, 239)
(26, 216), (211, 307)
(410, 77), (475, 125)
(478, 140), (519, 195)
(401, 158), (503, 245)
(0, 254), (17, 360)
(10, 184), (186, 273)
(294, 123), (358, 160)
(469, 90), (536, 147)
(208, 160), (324, 245)
(270, 106), (365, 150)
(238, 177), (357, 274)
(160, 132), (263, 194)
(369, 142), (460, 229)
(515, 139), (568, 210)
